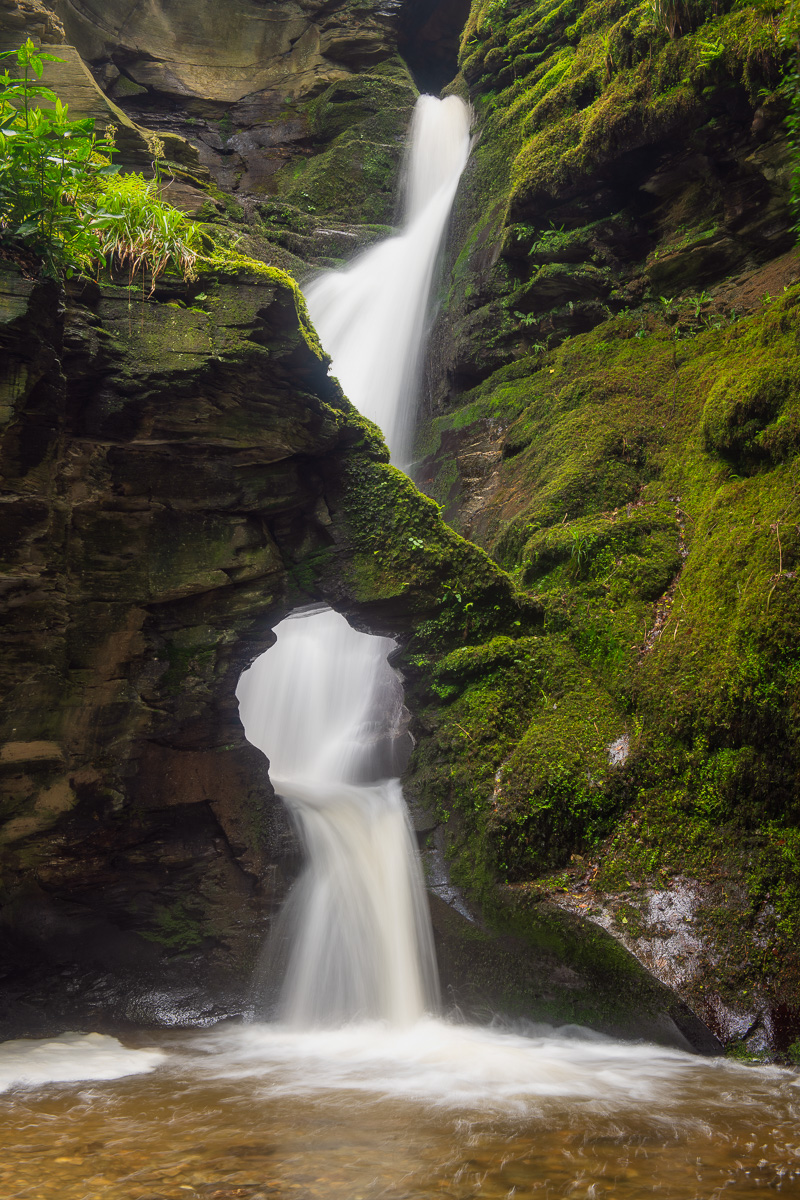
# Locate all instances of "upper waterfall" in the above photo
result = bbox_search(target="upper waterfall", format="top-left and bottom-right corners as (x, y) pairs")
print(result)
(304, 94), (472, 468)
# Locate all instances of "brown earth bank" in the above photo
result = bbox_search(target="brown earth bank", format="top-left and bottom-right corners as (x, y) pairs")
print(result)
(0, 0), (798, 1060)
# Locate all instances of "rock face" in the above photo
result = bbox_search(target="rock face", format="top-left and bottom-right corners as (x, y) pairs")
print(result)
(56, 0), (404, 104)
(2, 0), (798, 1058)
(50, 0), (422, 218)
(402, 0), (800, 1059)
(0, 253), (518, 1032)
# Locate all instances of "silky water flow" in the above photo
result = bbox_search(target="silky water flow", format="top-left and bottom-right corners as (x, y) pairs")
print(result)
(236, 94), (472, 1027)
(2, 95), (800, 1200)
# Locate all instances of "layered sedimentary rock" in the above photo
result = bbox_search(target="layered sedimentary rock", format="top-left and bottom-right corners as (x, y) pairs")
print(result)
(49, 0), (451, 217)
(0, 257), (515, 1030)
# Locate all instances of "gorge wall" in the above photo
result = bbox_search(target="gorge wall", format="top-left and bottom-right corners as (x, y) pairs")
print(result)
(0, 0), (798, 1058)
(403, 0), (800, 1060)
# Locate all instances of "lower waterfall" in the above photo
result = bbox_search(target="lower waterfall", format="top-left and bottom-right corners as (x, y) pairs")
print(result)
(236, 94), (472, 1026)
(237, 610), (438, 1025)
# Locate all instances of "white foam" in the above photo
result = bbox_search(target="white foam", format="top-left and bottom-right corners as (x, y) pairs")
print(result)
(0, 1031), (166, 1092)
(187, 1018), (769, 1113)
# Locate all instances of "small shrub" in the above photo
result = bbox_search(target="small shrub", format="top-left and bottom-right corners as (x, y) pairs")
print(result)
(0, 39), (201, 285)
(94, 171), (201, 284)
(0, 39), (113, 273)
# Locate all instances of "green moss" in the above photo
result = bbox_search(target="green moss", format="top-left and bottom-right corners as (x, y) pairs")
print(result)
(461, 0), (786, 214)
(140, 900), (207, 952)
(702, 356), (800, 466)
(407, 267), (800, 1021)
(273, 70), (418, 222)
(327, 454), (528, 632)
(725, 1039), (768, 1061)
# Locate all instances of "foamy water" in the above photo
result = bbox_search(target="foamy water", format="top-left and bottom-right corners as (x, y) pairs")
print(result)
(1, 1023), (798, 1198)
(0, 1032), (165, 1092)
(2, 1020), (797, 1117)
(188, 1019), (710, 1109)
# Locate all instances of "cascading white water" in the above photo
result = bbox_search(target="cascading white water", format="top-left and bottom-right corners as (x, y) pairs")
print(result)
(303, 94), (472, 467)
(237, 94), (473, 1028)
(237, 610), (438, 1026)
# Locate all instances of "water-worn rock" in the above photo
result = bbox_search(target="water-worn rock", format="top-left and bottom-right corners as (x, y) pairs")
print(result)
(430, 893), (721, 1054)
(0, 258), (516, 1033)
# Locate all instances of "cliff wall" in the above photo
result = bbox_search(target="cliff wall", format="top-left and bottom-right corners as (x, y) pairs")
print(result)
(403, 0), (800, 1060)
(0, 241), (517, 1029)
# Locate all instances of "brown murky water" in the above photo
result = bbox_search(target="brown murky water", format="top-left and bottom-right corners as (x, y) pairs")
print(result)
(0, 1021), (797, 1200)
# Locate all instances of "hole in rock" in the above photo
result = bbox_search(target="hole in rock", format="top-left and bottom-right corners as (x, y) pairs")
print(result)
(398, 0), (472, 95)
(236, 605), (412, 788)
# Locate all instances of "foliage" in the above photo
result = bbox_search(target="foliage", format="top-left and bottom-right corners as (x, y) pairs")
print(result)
(643, 0), (698, 39)
(780, 0), (800, 232)
(406, 277), (800, 1025)
(94, 171), (200, 285)
(0, 39), (115, 274)
(0, 39), (201, 284)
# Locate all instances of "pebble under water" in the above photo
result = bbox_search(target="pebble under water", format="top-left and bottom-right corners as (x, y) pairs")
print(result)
(0, 1021), (798, 1199)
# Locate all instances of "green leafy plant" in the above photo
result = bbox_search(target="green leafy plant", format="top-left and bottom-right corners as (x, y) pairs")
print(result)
(691, 290), (710, 319)
(0, 39), (201, 284)
(568, 528), (598, 574)
(695, 35), (725, 71)
(94, 171), (200, 284)
(0, 39), (115, 273)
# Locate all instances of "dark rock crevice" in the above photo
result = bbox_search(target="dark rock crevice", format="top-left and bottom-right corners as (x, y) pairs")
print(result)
(398, 0), (471, 95)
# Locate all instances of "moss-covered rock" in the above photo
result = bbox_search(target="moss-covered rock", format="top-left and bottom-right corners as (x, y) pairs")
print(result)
(409, 259), (800, 1054)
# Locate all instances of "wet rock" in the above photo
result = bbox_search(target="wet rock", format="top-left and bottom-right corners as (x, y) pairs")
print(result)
(429, 893), (721, 1054)
(0, 252), (519, 1030)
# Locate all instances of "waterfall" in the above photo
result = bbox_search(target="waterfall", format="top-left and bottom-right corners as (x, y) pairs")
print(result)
(303, 95), (472, 467)
(237, 94), (472, 1027)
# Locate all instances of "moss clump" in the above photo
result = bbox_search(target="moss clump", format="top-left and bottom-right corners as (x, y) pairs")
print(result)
(140, 900), (208, 952)
(702, 357), (800, 467)
(318, 453), (534, 652)
(274, 69), (418, 223)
